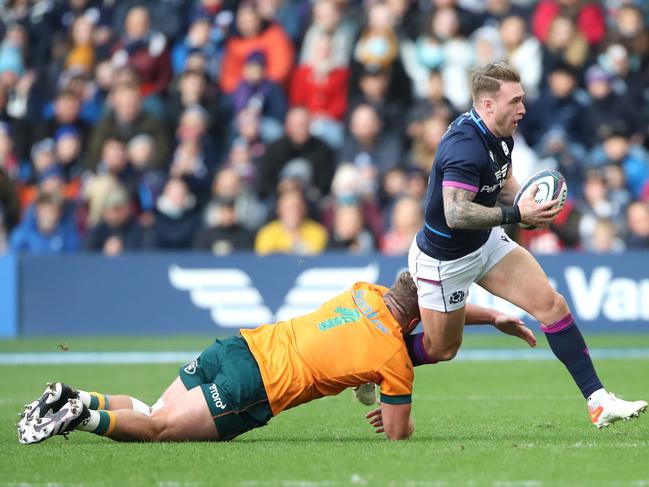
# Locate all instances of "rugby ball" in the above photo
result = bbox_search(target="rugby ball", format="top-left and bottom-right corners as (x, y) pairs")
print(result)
(513, 169), (568, 229)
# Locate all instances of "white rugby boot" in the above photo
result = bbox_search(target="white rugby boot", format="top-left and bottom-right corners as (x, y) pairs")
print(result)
(26, 382), (79, 420)
(18, 399), (89, 444)
(352, 383), (377, 406)
(589, 392), (647, 429)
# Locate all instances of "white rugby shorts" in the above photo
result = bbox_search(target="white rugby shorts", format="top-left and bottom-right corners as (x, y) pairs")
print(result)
(408, 226), (518, 312)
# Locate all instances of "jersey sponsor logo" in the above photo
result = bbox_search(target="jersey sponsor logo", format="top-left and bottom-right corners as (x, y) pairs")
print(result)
(169, 264), (379, 328)
(449, 290), (465, 305)
(318, 307), (361, 331)
(353, 289), (389, 334)
(183, 359), (198, 375)
(208, 384), (227, 410)
(501, 141), (509, 156)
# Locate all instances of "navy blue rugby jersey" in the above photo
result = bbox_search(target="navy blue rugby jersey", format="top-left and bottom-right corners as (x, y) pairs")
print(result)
(416, 109), (514, 260)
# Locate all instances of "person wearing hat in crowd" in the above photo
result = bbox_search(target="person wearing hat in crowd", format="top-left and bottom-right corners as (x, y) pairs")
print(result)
(220, 1), (295, 93)
(10, 191), (80, 255)
(54, 126), (84, 184)
(229, 50), (287, 142)
(581, 64), (644, 148)
(84, 185), (147, 256)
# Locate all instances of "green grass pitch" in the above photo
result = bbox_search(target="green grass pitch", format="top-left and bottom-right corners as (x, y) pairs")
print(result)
(1, 333), (648, 487)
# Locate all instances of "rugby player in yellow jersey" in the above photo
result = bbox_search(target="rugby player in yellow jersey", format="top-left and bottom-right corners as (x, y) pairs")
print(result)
(18, 272), (534, 444)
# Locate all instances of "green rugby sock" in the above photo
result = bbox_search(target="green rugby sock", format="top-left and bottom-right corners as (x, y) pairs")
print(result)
(78, 391), (108, 410)
(77, 410), (116, 435)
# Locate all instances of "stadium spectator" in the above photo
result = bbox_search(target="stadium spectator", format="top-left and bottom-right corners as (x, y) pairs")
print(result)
(326, 202), (375, 253)
(256, 0), (310, 43)
(405, 70), (457, 136)
(127, 134), (165, 217)
(499, 14), (542, 100)
(65, 12), (96, 72)
(152, 178), (201, 250)
(256, 106), (335, 201)
(10, 191), (80, 254)
(230, 50), (287, 142)
(206, 167), (266, 232)
(231, 107), (268, 169)
(94, 137), (138, 201)
(625, 201), (649, 249)
(194, 196), (254, 254)
(84, 186), (147, 256)
(339, 103), (402, 175)
(220, 1), (295, 93)
(596, 43), (643, 107)
(255, 188), (328, 255)
(53, 126), (83, 184)
(531, 0), (606, 47)
(576, 170), (627, 250)
(581, 65), (644, 149)
(290, 31), (349, 149)
(585, 217), (626, 253)
(519, 63), (584, 148)
(171, 16), (228, 81)
(170, 105), (219, 202)
(299, 0), (355, 69)
(589, 129), (649, 200)
(321, 163), (383, 243)
(165, 69), (223, 147)
(36, 89), (90, 155)
(534, 127), (587, 201)
(539, 15), (589, 83)
(380, 195), (423, 255)
(86, 81), (170, 169)
(22, 138), (57, 189)
(111, 6), (172, 97)
(412, 6), (473, 111)
(408, 114), (447, 173)
(350, 65), (404, 137)
(605, 4), (649, 75)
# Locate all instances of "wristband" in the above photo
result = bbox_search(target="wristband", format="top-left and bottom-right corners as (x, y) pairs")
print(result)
(501, 205), (521, 225)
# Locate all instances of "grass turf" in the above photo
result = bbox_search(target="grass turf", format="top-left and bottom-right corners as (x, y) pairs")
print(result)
(1, 334), (648, 487)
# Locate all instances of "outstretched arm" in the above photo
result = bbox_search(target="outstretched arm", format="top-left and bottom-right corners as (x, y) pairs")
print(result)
(465, 303), (537, 347)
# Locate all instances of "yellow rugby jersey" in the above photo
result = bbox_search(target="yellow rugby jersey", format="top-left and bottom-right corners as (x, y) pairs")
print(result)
(241, 282), (413, 416)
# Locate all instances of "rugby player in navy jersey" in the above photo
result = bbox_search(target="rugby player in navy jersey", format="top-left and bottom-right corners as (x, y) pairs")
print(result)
(401, 62), (646, 428)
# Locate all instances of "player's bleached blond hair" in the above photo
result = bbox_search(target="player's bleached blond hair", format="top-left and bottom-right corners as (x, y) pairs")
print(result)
(471, 62), (521, 102)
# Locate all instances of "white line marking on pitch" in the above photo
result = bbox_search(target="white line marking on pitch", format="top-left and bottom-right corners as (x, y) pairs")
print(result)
(1, 348), (649, 365)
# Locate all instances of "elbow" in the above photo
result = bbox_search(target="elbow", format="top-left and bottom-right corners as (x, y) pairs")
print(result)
(444, 211), (461, 229)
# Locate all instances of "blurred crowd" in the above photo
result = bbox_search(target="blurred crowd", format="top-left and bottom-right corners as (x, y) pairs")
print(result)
(0, 0), (648, 257)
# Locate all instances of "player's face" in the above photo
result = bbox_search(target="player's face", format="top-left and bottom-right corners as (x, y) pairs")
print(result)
(492, 81), (526, 137)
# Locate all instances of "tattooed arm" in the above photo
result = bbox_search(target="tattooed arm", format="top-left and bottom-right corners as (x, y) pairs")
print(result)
(443, 186), (503, 229)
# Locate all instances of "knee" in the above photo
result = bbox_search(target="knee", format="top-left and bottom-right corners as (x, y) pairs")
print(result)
(534, 291), (570, 323)
(150, 412), (174, 442)
(423, 336), (461, 362)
